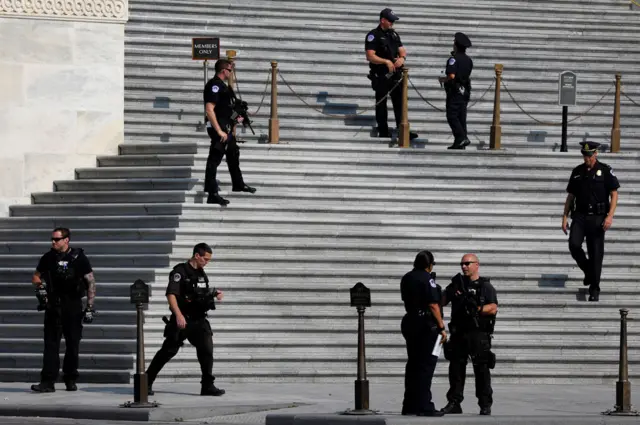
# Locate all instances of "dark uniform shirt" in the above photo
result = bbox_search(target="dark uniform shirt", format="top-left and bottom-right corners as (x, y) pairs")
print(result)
(203, 76), (235, 131)
(36, 248), (92, 296)
(444, 52), (473, 96)
(365, 26), (403, 74)
(566, 161), (620, 215)
(445, 274), (497, 330)
(400, 269), (441, 322)
(167, 262), (211, 319)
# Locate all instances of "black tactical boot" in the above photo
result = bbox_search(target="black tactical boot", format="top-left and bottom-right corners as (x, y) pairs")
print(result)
(31, 382), (55, 393)
(201, 384), (225, 396)
(207, 193), (230, 206)
(64, 380), (77, 391)
(232, 185), (256, 193)
(440, 402), (463, 414)
(479, 407), (492, 415)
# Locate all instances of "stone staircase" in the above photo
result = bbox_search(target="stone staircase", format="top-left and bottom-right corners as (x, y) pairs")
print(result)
(124, 0), (640, 150)
(1, 143), (639, 384)
(1, 0), (640, 385)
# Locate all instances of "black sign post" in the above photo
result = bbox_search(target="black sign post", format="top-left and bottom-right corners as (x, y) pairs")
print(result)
(343, 282), (375, 415)
(559, 71), (577, 152)
(192, 38), (220, 130)
(121, 279), (158, 408)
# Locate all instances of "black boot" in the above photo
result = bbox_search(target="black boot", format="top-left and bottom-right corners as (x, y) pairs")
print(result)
(31, 382), (55, 393)
(207, 193), (230, 206)
(448, 139), (470, 150)
(64, 380), (77, 391)
(479, 407), (492, 415)
(232, 185), (256, 193)
(440, 402), (463, 414)
(201, 384), (225, 396)
(409, 132), (419, 140)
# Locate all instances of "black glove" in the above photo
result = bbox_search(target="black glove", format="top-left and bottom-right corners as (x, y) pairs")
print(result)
(83, 306), (96, 324)
(35, 285), (48, 311)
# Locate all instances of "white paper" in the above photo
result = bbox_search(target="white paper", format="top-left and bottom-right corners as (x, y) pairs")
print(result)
(432, 334), (443, 357)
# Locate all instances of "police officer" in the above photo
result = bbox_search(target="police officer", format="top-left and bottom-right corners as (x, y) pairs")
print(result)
(441, 254), (498, 415)
(439, 32), (473, 150)
(400, 250), (446, 417)
(204, 59), (256, 206)
(365, 8), (418, 140)
(145, 243), (225, 396)
(562, 142), (619, 302)
(30, 227), (96, 393)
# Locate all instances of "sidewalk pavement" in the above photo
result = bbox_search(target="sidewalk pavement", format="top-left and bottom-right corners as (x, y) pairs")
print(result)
(0, 382), (638, 424)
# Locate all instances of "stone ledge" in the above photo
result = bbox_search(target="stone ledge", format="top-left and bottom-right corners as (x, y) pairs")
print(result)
(0, 0), (128, 23)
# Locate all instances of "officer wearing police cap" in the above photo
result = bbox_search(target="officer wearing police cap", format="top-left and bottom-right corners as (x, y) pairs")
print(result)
(400, 250), (446, 416)
(439, 32), (473, 150)
(562, 141), (620, 301)
(365, 8), (418, 141)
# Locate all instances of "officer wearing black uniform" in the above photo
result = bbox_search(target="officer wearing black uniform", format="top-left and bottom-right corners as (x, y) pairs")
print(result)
(365, 8), (418, 140)
(204, 58), (255, 206)
(400, 251), (446, 417)
(30, 227), (96, 393)
(440, 32), (473, 150)
(562, 142), (620, 302)
(145, 243), (225, 396)
(441, 254), (498, 416)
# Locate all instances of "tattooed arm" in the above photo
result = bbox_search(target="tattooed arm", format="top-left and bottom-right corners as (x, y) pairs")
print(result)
(84, 272), (96, 307)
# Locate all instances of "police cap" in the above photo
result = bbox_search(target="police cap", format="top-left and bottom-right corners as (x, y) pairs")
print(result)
(579, 141), (601, 156)
(454, 32), (472, 48)
(380, 8), (399, 22)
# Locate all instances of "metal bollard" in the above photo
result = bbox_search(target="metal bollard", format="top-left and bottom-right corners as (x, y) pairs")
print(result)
(490, 64), (503, 150)
(603, 309), (638, 416)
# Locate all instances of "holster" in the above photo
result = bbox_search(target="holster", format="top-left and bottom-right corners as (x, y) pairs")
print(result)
(163, 315), (184, 347)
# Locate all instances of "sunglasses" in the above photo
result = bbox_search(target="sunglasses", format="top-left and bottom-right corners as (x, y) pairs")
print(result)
(51, 237), (65, 242)
(460, 261), (477, 266)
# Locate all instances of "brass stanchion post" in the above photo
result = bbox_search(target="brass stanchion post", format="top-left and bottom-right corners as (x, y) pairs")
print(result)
(603, 309), (638, 416)
(490, 64), (503, 150)
(611, 73), (621, 153)
(398, 68), (410, 148)
(269, 61), (280, 144)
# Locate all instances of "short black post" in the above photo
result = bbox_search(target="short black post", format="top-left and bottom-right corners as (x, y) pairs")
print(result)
(561, 106), (568, 152)
(354, 305), (369, 411)
(121, 280), (159, 408)
(603, 309), (638, 416)
(343, 282), (375, 415)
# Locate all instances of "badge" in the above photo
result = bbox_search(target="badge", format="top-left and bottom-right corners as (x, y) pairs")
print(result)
(596, 170), (602, 176)
(367, 34), (374, 42)
(173, 273), (182, 282)
(212, 86), (219, 93)
(448, 58), (456, 66)
(429, 279), (437, 288)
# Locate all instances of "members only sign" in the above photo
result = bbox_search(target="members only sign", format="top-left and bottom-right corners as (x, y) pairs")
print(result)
(192, 38), (220, 60)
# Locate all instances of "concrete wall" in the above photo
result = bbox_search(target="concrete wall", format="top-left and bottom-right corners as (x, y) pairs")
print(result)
(0, 2), (128, 216)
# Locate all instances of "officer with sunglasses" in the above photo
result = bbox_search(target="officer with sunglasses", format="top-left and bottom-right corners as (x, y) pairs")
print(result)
(203, 58), (256, 206)
(30, 227), (96, 393)
(440, 254), (498, 416)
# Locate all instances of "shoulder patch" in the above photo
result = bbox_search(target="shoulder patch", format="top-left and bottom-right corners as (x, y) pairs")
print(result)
(367, 34), (375, 42)
(212, 85), (220, 93)
(429, 278), (437, 288)
(448, 58), (456, 66)
(610, 168), (615, 177)
(173, 273), (182, 282)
